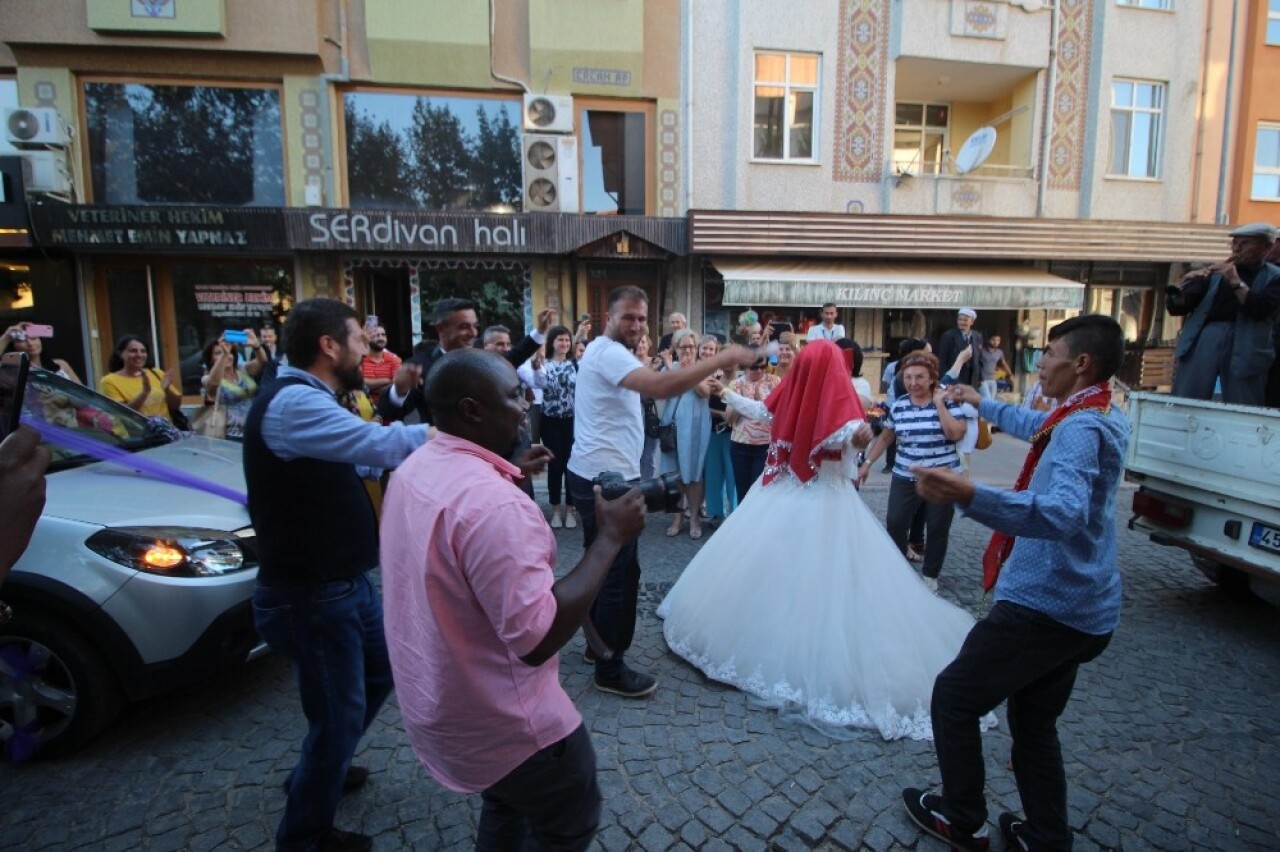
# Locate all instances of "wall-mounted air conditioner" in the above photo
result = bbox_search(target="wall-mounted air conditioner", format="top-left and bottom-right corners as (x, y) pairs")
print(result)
(20, 151), (72, 194)
(522, 94), (575, 134)
(522, 134), (579, 213)
(6, 108), (70, 148)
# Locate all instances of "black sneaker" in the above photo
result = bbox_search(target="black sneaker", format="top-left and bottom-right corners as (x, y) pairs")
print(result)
(901, 788), (990, 851)
(998, 812), (1030, 851)
(282, 765), (369, 795)
(318, 827), (373, 851)
(594, 666), (658, 698)
(583, 647), (598, 664)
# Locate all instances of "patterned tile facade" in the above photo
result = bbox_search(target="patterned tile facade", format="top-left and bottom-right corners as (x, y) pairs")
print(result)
(658, 108), (680, 216)
(1048, 0), (1093, 190)
(834, 0), (889, 184)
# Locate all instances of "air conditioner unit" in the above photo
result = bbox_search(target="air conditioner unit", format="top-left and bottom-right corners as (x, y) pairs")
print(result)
(522, 94), (574, 134)
(6, 107), (70, 147)
(20, 151), (72, 195)
(522, 134), (579, 213)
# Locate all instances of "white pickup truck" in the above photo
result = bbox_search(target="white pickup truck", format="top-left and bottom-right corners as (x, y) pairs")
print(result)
(1125, 392), (1280, 603)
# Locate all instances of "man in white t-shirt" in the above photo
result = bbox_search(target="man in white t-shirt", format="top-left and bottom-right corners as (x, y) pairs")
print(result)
(567, 285), (755, 698)
(806, 302), (846, 342)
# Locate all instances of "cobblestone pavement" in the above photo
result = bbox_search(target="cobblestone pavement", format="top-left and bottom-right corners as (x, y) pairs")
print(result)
(3, 441), (1279, 850)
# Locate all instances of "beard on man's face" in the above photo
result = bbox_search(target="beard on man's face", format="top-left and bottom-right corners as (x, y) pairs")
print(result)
(337, 361), (366, 393)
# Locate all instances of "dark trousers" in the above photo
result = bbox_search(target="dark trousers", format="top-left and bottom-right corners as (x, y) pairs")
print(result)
(1173, 321), (1269, 406)
(568, 470), (640, 677)
(730, 441), (768, 503)
(886, 475), (955, 579)
(541, 415), (574, 506)
(932, 601), (1112, 850)
(252, 574), (394, 850)
(476, 724), (601, 852)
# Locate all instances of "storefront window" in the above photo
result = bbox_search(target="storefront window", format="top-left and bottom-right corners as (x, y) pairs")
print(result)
(343, 92), (522, 212)
(1, 257), (86, 380)
(84, 82), (284, 205)
(416, 262), (527, 339)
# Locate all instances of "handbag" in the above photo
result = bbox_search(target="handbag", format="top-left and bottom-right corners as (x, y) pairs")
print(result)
(191, 389), (227, 439)
(657, 395), (680, 453)
(643, 397), (662, 439)
(975, 418), (992, 451)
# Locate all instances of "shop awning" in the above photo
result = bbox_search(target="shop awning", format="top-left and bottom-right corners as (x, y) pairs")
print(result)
(714, 260), (1085, 310)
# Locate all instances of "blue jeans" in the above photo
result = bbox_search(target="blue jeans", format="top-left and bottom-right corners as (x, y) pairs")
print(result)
(567, 470), (640, 678)
(703, 429), (737, 518)
(932, 601), (1112, 850)
(253, 574), (394, 850)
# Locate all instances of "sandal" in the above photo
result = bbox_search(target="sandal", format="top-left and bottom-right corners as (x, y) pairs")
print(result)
(666, 517), (683, 537)
(689, 524), (702, 540)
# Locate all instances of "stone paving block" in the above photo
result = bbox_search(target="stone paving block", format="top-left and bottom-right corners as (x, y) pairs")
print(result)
(679, 818), (709, 848)
(635, 821), (674, 850)
(696, 802), (735, 834)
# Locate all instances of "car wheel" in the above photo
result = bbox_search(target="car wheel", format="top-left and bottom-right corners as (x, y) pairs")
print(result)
(0, 610), (123, 761)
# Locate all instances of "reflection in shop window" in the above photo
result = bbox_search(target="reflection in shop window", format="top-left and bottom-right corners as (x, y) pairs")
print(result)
(0, 79), (19, 156)
(169, 262), (292, 394)
(84, 83), (283, 205)
(581, 110), (647, 215)
(416, 262), (528, 339)
(343, 92), (521, 211)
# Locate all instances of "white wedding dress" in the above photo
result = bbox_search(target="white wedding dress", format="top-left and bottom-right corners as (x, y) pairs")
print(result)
(657, 413), (996, 741)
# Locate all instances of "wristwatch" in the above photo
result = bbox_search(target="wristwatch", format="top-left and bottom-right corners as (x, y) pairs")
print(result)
(1234, 279), (1248, 292)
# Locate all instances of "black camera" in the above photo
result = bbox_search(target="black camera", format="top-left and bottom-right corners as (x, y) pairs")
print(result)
(593, 470), (683, 513)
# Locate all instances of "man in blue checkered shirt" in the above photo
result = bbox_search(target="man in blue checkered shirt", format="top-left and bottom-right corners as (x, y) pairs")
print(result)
(900, 315), (1130, 852)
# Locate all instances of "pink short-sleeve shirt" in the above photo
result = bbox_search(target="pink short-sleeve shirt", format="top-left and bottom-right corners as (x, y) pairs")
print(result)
(380, 433), (580, 793)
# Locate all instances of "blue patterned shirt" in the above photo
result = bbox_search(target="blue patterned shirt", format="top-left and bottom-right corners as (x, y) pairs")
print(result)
(963, 397), (1130, 635)
(884, 394), (963, 478)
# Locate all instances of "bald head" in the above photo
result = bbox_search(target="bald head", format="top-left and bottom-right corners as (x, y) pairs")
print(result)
(425, 349), (527, 455)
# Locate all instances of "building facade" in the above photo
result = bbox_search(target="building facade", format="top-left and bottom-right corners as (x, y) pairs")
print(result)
(1, 0), (685, 392)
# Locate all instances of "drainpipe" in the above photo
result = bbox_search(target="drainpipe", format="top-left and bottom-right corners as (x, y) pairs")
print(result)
(490, 0), (530, 93)
(1035, 0), (1059, 218)
(1214, 0), (1239, 224)
(321, 0), (350, 82)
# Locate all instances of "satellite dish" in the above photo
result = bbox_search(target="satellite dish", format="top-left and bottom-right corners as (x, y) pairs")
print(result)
(954, 126), (997, 175)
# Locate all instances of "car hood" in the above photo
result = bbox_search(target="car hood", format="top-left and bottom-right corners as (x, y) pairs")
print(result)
(43, 436), (252, 532)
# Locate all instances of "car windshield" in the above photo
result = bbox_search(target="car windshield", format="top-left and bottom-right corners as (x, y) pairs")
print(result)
(21, 368), (174, 469)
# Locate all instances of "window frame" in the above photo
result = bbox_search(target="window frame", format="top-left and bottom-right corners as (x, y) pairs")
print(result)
(573, 96), (656, 216)
(1115, 0), (1173, 10)
(1107, 78), (1166, 180)
(892, 101), (951, 176)
(78, 76), (288, 206)
(751, 50), (821, 164)
(1251, 123), (1280, 202)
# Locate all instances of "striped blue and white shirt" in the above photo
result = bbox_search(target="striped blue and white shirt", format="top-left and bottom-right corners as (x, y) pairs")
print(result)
(884, 394), (963, 479)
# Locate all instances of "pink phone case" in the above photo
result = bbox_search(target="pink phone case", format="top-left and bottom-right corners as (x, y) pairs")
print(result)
(23, 324), (53, 338)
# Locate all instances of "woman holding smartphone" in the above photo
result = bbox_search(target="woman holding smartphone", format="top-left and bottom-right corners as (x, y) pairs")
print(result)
(2, 322), (81, 384)
(200, 329), (268, 441)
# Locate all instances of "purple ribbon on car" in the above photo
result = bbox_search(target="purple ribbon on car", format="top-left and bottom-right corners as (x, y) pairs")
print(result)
(21, 414), (248, 506)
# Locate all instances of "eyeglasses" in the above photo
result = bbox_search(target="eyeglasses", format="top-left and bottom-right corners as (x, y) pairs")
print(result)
(676, 344), (697, 350)
(748, 363), (766, 370)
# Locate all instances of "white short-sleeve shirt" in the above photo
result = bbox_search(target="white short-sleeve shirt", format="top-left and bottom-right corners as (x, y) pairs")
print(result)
(567, 337), (644, 481)
(806, 323), (846, 342)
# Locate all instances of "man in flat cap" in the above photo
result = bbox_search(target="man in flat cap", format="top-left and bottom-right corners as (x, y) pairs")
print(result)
(1166, 222), (1280, 406)
(935, 308), (985, 388)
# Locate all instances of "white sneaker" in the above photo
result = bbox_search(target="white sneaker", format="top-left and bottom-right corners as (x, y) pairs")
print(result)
(550, 512), (562, 529)
(923, 576), (938, 592)
(565, 512), (578, 529)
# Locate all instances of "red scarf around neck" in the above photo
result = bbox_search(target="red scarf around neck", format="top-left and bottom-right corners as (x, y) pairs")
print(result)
(980, 381), (1113, 592)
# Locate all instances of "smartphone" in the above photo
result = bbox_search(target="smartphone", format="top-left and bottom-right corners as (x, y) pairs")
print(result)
(1, 351), (31, 440)
(365, 314), (379, 331)
(769, 321), (792, 339)
(224, 329), (249, 345)
(23, 324), (53, 338)
(580, 313), (590, 323)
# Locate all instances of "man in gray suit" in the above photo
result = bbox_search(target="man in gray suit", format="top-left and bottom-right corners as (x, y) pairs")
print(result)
(1167, 222), (1280, 406)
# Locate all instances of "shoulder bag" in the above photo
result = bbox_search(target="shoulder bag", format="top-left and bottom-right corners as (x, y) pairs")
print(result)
(191, 379), (228, 439)
(657, 395), (679, 453)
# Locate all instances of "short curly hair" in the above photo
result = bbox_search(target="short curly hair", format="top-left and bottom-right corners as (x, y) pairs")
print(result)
(897, 350), (940, 386)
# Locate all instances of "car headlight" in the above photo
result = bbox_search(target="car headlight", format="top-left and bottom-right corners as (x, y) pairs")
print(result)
(85, 527), (258, 577)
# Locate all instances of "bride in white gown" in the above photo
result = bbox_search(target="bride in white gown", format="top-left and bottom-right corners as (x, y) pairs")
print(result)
(657, 341), (995, 741)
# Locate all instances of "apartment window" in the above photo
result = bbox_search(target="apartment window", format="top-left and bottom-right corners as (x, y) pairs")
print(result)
(1269, 0), (1280, 45)
(753, 52), (819, 161)
(893, 103), (949, 175)
(1116, 0), (1172, 9)
(580, 105), (650, 215)
(1253, 125), (1280, 201)
(84, 82), (284, 205)
(344, 91), (521, 211)
(1109, 80), (1164, 178)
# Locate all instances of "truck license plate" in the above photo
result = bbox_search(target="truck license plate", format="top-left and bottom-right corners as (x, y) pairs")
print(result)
(1248, 522), (1280, 555)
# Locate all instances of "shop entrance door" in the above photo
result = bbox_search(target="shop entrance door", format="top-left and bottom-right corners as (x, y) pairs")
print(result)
(584, 262), (660, 343)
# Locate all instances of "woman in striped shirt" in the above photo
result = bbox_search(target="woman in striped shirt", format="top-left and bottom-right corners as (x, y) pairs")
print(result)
(858, 351), (966, 591)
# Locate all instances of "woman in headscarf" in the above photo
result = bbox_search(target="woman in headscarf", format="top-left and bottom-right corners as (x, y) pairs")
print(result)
(657, 341), (996, 741)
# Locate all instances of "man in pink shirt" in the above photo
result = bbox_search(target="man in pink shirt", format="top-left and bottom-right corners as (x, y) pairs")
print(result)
(380, 348), (646, 851)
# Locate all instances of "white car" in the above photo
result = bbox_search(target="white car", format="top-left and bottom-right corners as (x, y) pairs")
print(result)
(0, 369), (264, 760)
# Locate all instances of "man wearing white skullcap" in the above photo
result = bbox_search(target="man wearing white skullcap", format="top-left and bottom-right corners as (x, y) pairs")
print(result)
(1166, 222), (1280, 406)
(935, 308), (984, 387)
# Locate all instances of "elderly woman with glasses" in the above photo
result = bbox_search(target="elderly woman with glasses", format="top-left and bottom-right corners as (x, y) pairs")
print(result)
(725, 351), (781, 503)
(659, 328), (715, 539)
